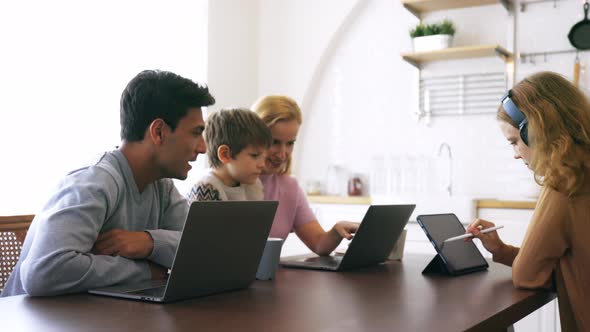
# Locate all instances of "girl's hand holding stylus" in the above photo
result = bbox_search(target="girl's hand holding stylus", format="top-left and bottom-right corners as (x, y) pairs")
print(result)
(466, 218), (505, 255)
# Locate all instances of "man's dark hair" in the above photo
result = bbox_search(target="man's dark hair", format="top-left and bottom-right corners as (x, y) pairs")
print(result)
(120, 70), (215, 141)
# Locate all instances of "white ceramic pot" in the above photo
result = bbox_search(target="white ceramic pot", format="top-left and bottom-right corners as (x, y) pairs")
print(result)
(412, 34), (453, 52)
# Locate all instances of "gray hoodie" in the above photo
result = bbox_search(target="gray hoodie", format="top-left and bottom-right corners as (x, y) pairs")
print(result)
(1, 150), (187, 297)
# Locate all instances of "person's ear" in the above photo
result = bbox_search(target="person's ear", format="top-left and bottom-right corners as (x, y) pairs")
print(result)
(217, 145), (233, 164)
(148, 119), (168, 144)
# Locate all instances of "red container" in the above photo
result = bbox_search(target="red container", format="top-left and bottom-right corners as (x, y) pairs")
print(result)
(347, 177), (363, 196)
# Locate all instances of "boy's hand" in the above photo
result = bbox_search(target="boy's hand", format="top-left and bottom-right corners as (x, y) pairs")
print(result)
(92, 229), (154, 259)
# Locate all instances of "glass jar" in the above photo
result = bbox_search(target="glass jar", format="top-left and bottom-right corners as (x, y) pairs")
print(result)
(347, 176), (363, 196)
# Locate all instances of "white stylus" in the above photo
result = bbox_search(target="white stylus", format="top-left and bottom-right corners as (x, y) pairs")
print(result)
(442, 225), (504, 244)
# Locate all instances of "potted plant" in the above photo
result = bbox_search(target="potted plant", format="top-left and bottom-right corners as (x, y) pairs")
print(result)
(410, 19), (456, 52)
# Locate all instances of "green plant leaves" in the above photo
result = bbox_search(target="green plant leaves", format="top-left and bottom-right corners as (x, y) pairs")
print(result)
(409, 19), (455, 38)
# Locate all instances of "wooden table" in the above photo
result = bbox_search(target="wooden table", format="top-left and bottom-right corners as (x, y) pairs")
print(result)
(0, 254), (555, 332)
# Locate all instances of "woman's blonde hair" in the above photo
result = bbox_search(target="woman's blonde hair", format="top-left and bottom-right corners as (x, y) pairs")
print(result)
(498, 71), (590, 196)
(251, 95), (302, 175)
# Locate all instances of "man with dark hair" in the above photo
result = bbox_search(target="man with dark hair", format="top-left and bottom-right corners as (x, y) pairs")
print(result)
(1, 70), (215, 297)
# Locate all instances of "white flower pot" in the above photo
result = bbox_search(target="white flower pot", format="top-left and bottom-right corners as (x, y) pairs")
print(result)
(412, 34), (453, 52)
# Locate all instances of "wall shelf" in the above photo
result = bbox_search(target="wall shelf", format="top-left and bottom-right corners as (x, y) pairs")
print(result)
(400, 0), (515, 122)
(401, 45), (512, 68)
(402, 0), (512, 18)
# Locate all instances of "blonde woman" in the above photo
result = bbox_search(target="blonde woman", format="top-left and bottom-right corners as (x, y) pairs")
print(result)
(468, 72), (590, 331)
(252, 95), (359, 256)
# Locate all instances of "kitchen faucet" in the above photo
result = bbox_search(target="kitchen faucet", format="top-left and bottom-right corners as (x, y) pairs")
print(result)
(437, 142), (453, 196)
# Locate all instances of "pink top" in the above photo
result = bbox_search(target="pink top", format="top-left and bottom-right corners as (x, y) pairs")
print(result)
(260, 174), (316, 239)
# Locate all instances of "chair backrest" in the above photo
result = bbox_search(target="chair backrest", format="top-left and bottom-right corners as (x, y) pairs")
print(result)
(0, 215), (34, 293)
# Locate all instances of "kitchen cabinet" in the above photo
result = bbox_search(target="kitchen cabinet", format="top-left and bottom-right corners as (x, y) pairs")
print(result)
(475, 199), (537, 252)
(478, 207), (533, 248)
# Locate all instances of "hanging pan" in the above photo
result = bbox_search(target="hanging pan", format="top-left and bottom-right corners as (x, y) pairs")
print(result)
(568, 1), (590, 50)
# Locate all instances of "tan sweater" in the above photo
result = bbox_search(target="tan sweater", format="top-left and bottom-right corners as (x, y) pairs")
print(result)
(493, 180), (590, 332)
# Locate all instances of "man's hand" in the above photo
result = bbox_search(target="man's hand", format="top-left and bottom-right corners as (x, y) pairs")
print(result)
(92, 229), (154, 259)
(148, 261), (168, 280)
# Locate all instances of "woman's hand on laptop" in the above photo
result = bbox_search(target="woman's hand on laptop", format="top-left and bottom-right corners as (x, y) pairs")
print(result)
(333, 221), (359, 240)
(92, 229), (154, 259)
(297, 221), (360, 256)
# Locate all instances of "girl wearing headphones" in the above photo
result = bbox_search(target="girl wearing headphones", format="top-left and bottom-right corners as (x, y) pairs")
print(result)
(468, 71), (590, 331)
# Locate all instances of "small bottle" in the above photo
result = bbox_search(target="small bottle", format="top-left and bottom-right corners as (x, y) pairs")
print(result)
(347, 176), (363, 196)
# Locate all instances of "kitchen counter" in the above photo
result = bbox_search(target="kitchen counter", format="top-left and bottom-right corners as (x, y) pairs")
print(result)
(306, 195), (371, 205)
(307, 196), (536, 209)
(475, 199), (537, 210)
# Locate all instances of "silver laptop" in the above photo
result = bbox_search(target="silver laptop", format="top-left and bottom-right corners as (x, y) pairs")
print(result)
(280, 204), (415, 271)
(89, 200), (278, 303)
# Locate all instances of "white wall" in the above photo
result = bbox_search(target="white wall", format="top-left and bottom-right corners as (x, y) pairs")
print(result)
(178, 0), (263, 195)
(210, 0), (360, 109)
(516, 0), (590, 83)
(296, 1), (520, 199)
(0, 0), (209, 215)
(240, 0), (590, 201)
(257, 0), (359, 102)
(2, 1), (585, 215)
(207, 0), (260, 113)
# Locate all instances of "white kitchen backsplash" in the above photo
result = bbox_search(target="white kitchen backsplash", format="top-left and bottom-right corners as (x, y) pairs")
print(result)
(369, 154), (445, 197)
(289, 0), (584, 200)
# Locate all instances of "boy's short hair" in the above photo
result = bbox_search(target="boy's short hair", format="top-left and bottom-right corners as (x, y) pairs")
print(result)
(205, 108), (272, 168)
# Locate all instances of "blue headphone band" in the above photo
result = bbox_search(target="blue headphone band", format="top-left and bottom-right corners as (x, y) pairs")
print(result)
(501, 90), (525, 124)
(500, 90), (529, 145)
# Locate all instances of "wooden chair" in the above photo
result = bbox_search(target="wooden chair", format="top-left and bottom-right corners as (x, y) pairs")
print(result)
(0, 215), (34, 293)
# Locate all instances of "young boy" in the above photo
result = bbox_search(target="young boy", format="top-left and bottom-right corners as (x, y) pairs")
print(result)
(187, 108), (272, 202)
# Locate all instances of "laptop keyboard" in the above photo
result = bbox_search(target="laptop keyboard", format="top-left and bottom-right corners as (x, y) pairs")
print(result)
(304, 256), (342, 267)
(127, 285), (166, 297)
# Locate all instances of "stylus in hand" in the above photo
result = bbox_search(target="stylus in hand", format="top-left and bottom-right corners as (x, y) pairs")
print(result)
(443, 225), (504, 244)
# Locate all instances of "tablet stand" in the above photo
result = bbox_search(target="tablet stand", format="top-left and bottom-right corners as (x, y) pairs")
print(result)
(422, 254), (488, 276)
(422, 254), (449, 275)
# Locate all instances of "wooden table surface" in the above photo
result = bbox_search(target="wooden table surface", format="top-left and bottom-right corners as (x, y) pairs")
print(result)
(0, 254), (555, 332)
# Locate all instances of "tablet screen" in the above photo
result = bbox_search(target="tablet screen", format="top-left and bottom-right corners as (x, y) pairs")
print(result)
(417, 214), (488, 274)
